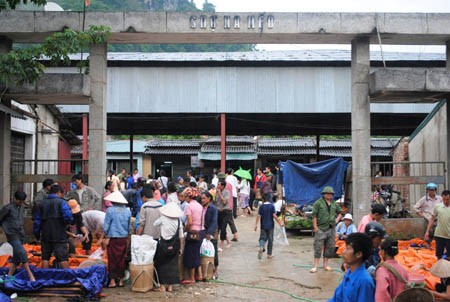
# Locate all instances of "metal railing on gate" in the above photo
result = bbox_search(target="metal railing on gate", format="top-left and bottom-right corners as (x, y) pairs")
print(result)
(370, 161), (446, 210)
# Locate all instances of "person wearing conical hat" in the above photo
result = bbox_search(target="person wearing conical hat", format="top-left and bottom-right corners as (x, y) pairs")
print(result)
(153, 202), (184, 292)
(103, 190), (131, 288)
(310, 186), (343, 273)
(430, 258), (450, 300)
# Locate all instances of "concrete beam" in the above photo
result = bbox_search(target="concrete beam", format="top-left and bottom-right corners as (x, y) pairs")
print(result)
(369, 69), (450, 103)
(3, 74), (91, 105)
(351, 37), (371, 225)
(88, 43), (107, 203)
(2, 12), (450, 45)
(0, 36), (12, 205)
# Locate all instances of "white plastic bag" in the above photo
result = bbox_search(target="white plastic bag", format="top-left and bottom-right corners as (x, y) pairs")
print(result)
(274, 225), (289, 246)
(88, 247), (104, 260)
(131, 234), (158, 265)
(200, 239), (215, 258)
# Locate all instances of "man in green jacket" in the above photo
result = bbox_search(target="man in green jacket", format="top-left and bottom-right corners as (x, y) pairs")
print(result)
(310, 186), (343, 273)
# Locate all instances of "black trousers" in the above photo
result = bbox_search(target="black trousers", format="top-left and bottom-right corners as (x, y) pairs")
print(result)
(233, 197), (238, 218)
(218, 210), (237, 241)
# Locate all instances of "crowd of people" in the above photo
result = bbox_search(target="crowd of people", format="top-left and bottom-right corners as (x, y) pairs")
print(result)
(2, 165), (450, 301)
(319, 182), (450, 301)
(0, 165), (283, 293)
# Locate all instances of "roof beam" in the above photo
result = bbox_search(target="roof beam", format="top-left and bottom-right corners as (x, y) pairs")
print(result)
(3, 73), (91, 105)
(1, 12), (450, 45)
(369, 69), (450, 103)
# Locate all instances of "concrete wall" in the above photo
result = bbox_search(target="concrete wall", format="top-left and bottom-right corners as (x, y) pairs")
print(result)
(408, 102), (447, 204)
(142, 155), (152, 180)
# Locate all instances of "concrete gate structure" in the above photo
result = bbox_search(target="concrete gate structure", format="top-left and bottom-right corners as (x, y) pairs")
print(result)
(1, 11), (450, 222)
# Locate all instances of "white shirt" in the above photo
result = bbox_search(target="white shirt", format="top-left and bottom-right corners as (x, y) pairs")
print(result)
(226, 175), (238, 198)
(166, 192), (180, 206)
(158, 176), (168, 189)
(153, 215), (183, 240)
(82, 210), (105, 234)
(237, 179), (250, 195)
(211, 176), (218, 187)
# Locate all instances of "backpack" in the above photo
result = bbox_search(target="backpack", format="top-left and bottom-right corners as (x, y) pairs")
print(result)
(158, 219), (180, 256)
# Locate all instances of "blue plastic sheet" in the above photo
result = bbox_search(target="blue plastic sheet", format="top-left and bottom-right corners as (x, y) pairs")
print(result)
(0, 292), (10, 302)
(280, 158), (348, 205)
(0, 265), (107, 298)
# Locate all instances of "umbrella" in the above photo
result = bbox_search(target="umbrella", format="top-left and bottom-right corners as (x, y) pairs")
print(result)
(234, 167), (252, 180)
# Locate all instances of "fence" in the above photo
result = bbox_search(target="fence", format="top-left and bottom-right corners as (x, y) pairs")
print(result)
(370, 161), (446, 210)
(11, 159), (88, 199)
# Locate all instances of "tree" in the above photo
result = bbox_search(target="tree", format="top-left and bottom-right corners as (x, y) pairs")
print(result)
(202, 0), (215, 13)
(1, 0), (46, 10)
(0, 26), (110, 90)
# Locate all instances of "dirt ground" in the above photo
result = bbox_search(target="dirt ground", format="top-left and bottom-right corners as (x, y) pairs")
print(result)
(24, 214), (343, 302)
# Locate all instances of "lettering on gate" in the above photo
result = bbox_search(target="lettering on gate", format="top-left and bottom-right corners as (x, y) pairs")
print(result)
(189, 14), (275, 30)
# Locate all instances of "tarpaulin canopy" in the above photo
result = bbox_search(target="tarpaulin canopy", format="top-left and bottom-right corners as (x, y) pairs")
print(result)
(280, 158), (348, 205)
(0, 265), (107, 298)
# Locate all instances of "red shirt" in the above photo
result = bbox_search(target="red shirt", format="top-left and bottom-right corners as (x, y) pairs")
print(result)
(375, 259), (408, 302)
(254, 174), (267, 190)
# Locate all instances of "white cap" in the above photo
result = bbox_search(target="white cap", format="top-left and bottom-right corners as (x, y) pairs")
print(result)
(343, 213), (353, 221)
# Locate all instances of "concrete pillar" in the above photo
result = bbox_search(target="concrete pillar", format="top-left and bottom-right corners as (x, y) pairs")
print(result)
(0, 37), (12, 205)
(88, 43), (107, 202)
(351, 37), (371, 224)
(446, 41), (450, 188)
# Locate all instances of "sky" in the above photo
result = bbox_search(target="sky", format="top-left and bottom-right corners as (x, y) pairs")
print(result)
(192, 0), (450, 53)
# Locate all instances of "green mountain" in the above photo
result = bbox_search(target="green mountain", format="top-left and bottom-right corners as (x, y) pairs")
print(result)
(50, 0), (253, 52)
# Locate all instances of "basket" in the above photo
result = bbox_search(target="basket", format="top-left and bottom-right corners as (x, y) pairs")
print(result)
(394, 287), (434, 302)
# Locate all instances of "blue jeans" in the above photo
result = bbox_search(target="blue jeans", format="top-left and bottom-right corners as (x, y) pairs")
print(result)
(9, 239), (28, 264)
(259, 228), (274, 255)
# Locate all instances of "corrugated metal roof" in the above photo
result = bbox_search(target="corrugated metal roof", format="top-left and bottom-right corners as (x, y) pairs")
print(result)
(146, 139), (202, 147)
(258, 137), (315, 147)
(73, 137), (398, 157)
(145, 148), (199, 155)
(205, 136), (256, 143)
(65, 50), (445, 62)
(201, 144), (256, 153)
(258, 148), (317, 156)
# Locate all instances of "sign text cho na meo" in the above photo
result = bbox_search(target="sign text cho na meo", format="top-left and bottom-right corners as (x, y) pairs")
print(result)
(189, 14), (275, 30)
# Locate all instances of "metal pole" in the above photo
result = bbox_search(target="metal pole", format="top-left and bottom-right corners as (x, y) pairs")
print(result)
(221, 113), (226, 173)
(82, 114), (88, 172)
(130, 134), (134, 174)
(316, 134), (320, 162)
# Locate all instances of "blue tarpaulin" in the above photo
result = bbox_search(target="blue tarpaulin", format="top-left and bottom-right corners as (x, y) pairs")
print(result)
(0, 265), (107, 298)
(280, 158), (348, 206)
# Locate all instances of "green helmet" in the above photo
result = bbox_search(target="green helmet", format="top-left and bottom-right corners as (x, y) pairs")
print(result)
(321, 186), (335, 195)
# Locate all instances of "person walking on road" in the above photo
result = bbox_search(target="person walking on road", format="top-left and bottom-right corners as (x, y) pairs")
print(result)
(254, 193), (284, 260)
(310, 186), (343, 273)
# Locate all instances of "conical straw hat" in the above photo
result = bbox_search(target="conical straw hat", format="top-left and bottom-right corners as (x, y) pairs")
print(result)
(430, 259), (450, 278)
(159, 202), (183, 218)
(103, 190), (128, 205)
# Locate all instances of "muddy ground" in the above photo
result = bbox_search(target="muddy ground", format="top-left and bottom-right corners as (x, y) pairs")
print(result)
(24, 214), (343, 302)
